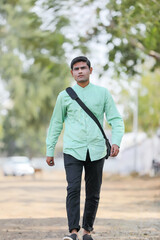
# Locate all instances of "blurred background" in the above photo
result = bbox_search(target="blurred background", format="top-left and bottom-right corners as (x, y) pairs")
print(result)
(0, 0), (160, 177)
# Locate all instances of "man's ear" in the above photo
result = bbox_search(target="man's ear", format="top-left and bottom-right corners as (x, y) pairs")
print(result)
(90, 67), (93, 74)
(70, 69), (73, 76)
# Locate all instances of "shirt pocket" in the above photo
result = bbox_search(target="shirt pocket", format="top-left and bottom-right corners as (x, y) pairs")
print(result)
(90, 103), (103, 119)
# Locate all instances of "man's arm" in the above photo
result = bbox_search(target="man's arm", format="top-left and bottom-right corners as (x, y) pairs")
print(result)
(46, 93), (66, 166)
(105, 90), (124, 157)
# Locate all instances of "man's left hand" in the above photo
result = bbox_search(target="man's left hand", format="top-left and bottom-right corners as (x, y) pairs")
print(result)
(110, 144), (119, 157)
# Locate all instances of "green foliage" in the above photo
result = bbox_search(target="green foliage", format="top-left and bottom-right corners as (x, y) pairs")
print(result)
(138, 70), (160, 134)
(0, 0), (71, 157)
(117, 69), (160, 134)
(81, 0), (160, 76)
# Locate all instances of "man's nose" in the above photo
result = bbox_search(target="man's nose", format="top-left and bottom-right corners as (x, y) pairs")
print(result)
(78, 68), (82, 72)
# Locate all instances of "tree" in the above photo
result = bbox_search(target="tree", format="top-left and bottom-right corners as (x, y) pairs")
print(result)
(83, 0), (160, 76)
(0, 0), (71, 156)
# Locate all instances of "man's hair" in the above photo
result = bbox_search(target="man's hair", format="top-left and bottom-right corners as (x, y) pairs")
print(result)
(70, 56), (91, 70)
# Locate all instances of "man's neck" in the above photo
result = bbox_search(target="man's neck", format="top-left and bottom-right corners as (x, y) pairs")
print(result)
(77, 81), (90, 88)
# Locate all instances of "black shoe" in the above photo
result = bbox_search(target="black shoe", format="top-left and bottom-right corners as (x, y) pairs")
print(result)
(83, 234), (94, 240)
(63, 233), (79, 240)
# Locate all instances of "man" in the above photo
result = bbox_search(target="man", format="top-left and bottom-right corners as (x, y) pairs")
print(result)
(46, 56), (124, 240)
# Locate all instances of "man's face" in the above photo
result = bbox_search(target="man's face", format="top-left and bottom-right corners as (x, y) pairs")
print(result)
(71, 61), (92, 83)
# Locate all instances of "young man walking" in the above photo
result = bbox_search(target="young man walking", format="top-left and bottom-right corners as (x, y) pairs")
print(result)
(46, 56), (124, 240)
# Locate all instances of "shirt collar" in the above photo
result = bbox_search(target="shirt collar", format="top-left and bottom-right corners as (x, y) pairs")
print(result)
(74, 82), (92, 91)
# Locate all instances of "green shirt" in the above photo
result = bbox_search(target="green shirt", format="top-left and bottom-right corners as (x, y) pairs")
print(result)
(46, 83), (124, 161)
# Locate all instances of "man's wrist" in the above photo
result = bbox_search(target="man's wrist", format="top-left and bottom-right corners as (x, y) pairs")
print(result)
(112, 144), (120, 148)
(46, 152), (54, 157)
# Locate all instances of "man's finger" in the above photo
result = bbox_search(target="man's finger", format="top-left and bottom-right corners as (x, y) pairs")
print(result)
(49, 160), (54, 166)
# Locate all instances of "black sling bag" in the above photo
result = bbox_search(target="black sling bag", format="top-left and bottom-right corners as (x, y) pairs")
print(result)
(66, 87), (111, 159)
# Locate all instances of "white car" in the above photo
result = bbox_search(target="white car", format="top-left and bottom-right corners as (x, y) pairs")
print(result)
(3, 156), (35, 176)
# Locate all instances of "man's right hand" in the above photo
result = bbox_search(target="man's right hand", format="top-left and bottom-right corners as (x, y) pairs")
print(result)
(46, 156), (55, 166)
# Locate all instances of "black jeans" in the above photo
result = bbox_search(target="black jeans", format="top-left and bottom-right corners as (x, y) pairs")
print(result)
(64, 151), (105, 233)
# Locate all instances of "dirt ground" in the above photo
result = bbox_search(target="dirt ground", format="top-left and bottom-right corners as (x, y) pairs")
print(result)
(0, 169), (160, 240)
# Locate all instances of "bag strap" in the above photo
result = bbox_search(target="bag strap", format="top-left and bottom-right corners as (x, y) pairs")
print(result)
(66, 87), (111, 158)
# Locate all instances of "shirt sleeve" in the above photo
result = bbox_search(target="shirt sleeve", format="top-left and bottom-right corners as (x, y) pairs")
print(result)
(46, 93), (66, 156)
(105, 90), (125, 147)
